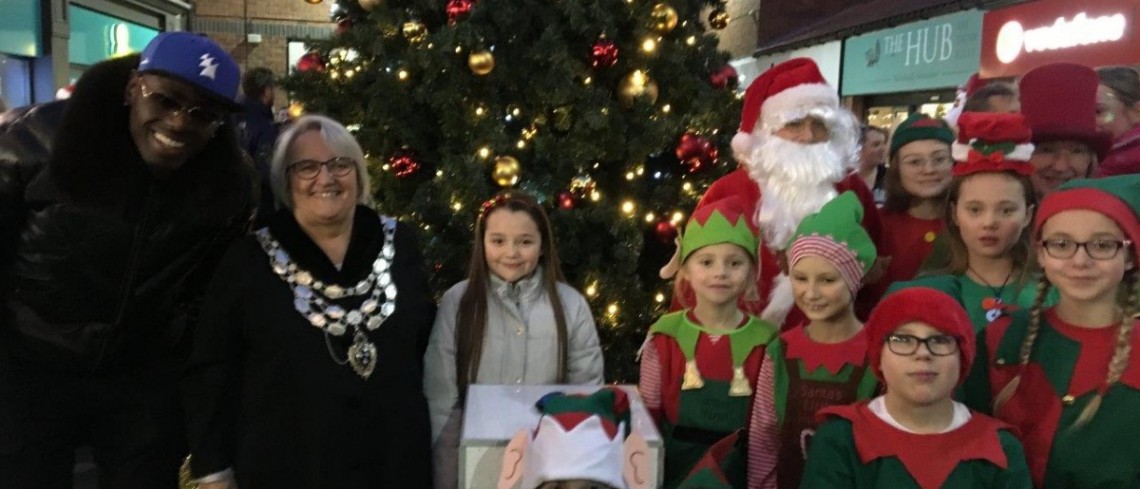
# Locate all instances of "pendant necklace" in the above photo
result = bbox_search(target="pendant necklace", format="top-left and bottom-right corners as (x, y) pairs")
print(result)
(968, 266), (1011, 323)
(256, 215), (398, 379)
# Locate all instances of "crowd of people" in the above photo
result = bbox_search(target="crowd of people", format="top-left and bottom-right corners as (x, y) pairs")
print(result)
(0, 31), (1138, 489)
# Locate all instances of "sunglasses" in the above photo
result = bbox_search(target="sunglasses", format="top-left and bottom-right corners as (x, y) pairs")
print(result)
(138, 81), (226, 129)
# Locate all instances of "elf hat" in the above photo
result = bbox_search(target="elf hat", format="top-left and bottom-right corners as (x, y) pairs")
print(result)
(521, 388), (632, 489)
(1034, 175), (1140, 259)
(674, 432), (742, 489)
(865, 287), (975, 386)
(951, 112), (1035, 177)
(1019, 63), (1112, 160)
(889, 113), (955, 160)
(785, 192), (876, 295)
(680, 195), (759, 263)
(731, 58), (838, 162)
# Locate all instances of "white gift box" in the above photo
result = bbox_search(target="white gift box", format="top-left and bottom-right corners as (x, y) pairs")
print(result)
(459, 384), (664, 489)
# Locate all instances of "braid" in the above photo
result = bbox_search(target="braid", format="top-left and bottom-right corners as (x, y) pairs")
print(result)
(1073, 272), (1140, 428)
(994, 274), (1052, 411)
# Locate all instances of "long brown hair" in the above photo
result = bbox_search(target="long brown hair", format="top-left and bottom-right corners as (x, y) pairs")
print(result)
(937, 172), (1038, 285)
(454, 191), (570, 399)
(881, 140), (953, 213)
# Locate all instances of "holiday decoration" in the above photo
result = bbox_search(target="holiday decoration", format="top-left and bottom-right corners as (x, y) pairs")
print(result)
(402, 20), (428, 43)
(388, 148), (422, 177)
(557, 190), (577, 210)
(296, 51), (326, 73)
(305, 0), (323, 4)
(468, 49), (495, 75)
(707, 64), (738, 90)
(617, 70), (659, 107)
(675, 132), (718, 173)
(591, 36), (620, 69)
(552, 106), (573, 132)
(287, 101), (305, 119)
(358, 0), (381, 10)
(707, 7), (730, 30)
(569, 173), (597, 198)
(650, 3), (679, 34)
(335, 17), (355, 36)
(655, 220), (679, 243)
(492, 156), (521, 187)
(446, 0), (474, 24)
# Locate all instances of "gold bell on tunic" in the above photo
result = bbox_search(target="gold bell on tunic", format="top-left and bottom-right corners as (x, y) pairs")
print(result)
(681, 360), (704, 390)
(729, 366), (752, 397)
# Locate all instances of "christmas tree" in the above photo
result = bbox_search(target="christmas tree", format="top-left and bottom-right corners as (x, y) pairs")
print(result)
(284, 0), (742, 381)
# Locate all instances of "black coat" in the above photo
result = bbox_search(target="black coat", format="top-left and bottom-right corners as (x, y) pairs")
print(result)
(0, 55), (255, 373)
(183, 206), (436, 489)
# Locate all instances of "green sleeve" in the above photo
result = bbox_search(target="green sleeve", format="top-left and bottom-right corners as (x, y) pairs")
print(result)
(992, 431), (1033, 489)
(799, 419), (858, 489)
(961, 328), (993, 414)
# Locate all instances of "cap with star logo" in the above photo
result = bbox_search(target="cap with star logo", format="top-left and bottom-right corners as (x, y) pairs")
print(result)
(138, 32), (241, 111)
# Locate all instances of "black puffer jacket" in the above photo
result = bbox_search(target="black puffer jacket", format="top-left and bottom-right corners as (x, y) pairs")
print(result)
(0, 55), (255, 373)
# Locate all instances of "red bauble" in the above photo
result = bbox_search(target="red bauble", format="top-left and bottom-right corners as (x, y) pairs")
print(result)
(446, 0), (475, 24)
(590, 37), (619, 69)
(675, 132), (718, 173)
(655, 220), (678, 243)
(296, 51), (326, 73)
(335, 18), (355, 36)
(708, 64), (739, 89)
(388, 148), (421, 178)
(557, 191), (577, 210)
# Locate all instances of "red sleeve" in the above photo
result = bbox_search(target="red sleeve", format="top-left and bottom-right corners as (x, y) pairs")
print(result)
(747, 354), (779, 489)
(638, 340), (663, 425)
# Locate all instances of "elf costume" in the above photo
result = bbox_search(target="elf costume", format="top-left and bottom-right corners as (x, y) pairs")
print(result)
(640, 196), (778, 489)
(747, 192), (880, 489)
(966, 175), (1140, 488)
(803, 288), (1032, 489)
(516, 388), (633, 489)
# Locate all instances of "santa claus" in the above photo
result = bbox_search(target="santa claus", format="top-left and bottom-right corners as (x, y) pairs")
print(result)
(672, 58), (883, 328)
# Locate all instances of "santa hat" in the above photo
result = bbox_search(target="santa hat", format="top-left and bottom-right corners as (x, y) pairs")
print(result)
(889, 113), (954, 160)
(680, 196), (759, 263)
(951, 112), (1035, 177)
(786, 192), (876, 295)
(1035, 175), (1140, 260)
(944, 72), (985, 128)
(56, 83), (75, 100)
(731, 58), (838, 163)
(520, 388), (632, 489)
(865, 287), (975, 386)
(1019, 63), (1113, 160)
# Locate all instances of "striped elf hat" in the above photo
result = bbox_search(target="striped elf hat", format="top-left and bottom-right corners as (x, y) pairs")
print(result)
(785, 191), (876, 294)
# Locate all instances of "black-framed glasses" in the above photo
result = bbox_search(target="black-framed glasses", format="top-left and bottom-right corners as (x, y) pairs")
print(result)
(289, 157), (357, 180)
(138, 81), (226, 129)
(885, 334), (960, 356)
(1039, 239), (1133, 260)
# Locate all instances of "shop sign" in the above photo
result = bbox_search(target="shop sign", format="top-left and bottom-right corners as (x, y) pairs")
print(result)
(0, 0), (42, 56)
(69, 5), (159, 66)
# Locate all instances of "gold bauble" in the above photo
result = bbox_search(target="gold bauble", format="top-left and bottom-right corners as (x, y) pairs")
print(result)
(708, 7), (730, 30)
(468, 50), (495, 75)
(650, 3), (679, 34)
(358, 0), (381, 10)
(569, 173), (596, 197)
(402, 21), (428, 43)
(287, 101), (305, 119)
(492, 156), (521, 187)
(617, 70), (659, 107)
(305, 0), (324, 4)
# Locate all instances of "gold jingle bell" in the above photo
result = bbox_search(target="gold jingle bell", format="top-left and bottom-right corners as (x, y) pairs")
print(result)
(402, 20), (427, 43)
(728, 366), (752, 397)
(492, 155), (520, 187)
(468, 50), (495, 76)
(681, 360), (704, 390)
(617, 70), (659, 107)
(650, 3), (679, 34)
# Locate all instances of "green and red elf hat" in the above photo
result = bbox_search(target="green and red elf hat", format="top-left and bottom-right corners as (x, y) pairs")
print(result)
(866, 287), (975, 386)
(950, 112), (1035, 177)
(522, 388), (632, 489)
(679, 195), (760, 263)
(785, 191), (877, 295)
(1034, 175), (1140, 259)
(888, 113), (955, 160)
(675, 431), (742, 489)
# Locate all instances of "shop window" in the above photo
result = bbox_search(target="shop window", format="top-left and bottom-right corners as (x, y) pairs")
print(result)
(0, 54), (32, 109)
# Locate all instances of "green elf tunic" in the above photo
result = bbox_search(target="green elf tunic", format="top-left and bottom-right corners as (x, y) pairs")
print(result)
(747, 325), (880, 489)
(966, 309), (1140, 487)
(640, 310), (777, 489)
(888, 274), (1042, 333)
(802, 401), (1031, 488)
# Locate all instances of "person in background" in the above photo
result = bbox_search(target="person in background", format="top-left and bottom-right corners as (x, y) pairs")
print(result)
(1096, 66), (1140, 177)
(1019, 63), (1112, 198)
(237, 67), (281, 227)
(0, 32), (254, 487)
(857, 126), (889, 206)
(963, 83), (1020, 115)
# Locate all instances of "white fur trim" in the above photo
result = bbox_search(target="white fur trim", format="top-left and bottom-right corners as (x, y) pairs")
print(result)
(759, 83), (838, 131)
(523, 417), (626, 489)
(732, 131), (754, 164)
(760, 273), (795, 326)
(952, 141), (1035, 162)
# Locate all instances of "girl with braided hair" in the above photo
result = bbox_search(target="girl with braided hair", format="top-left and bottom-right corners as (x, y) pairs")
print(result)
(964, 174), (1140, 487)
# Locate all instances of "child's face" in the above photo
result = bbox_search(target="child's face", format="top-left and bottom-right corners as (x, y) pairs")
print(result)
(896, 140), (954, 201)
(880, 321), (961, 407)
(682, 243), (752, 309)
(1037, 209), (1134, 305)
(484, 209), (542, 283)
(537, 480), (618, 489)
(953, 173), (1032, 261)
(790, 255), (852, 323)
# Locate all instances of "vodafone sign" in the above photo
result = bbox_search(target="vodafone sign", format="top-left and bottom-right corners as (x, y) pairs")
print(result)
(981, 0), (1140, 78)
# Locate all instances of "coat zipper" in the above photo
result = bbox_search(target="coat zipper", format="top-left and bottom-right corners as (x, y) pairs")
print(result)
(96, 180), (155, 366)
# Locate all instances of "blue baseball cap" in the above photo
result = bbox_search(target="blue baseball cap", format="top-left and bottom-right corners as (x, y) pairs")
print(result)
(138, 32), (241, 111)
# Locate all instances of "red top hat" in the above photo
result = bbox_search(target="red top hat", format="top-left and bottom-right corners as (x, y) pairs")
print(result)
(1018, 63), (1112, 160)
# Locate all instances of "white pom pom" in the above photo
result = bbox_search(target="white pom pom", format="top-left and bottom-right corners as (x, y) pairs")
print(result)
(760, 273), (794, 326)
(731, 131), (753, 165)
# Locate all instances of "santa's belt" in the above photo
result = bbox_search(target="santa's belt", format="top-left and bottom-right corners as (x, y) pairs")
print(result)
(672, 425), (733, 445)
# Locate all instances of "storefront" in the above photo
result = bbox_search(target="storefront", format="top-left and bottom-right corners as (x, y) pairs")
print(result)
(748, 40), (842, 89)
(841, 9), (984, 129)
(0, 1), (44, 108)
(981, 0), (1140, 78)
(68, 2), (166, 82)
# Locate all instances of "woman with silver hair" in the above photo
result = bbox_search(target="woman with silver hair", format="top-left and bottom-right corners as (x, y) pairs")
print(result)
(183, 114), (435, 488)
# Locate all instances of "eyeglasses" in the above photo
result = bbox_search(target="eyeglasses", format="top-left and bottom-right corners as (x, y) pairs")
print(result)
(289, 157), (357, 179)
(1039, 238), (1133, 260)
(138, 81), (226, 129)
(885, 334), (960, 356)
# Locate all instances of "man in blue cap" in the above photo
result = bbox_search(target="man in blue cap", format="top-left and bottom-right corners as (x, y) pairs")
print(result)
(0, 32), (254, 487)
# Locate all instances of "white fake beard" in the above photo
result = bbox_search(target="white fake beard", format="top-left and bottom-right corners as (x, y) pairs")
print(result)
(746, 135), (849, 250)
